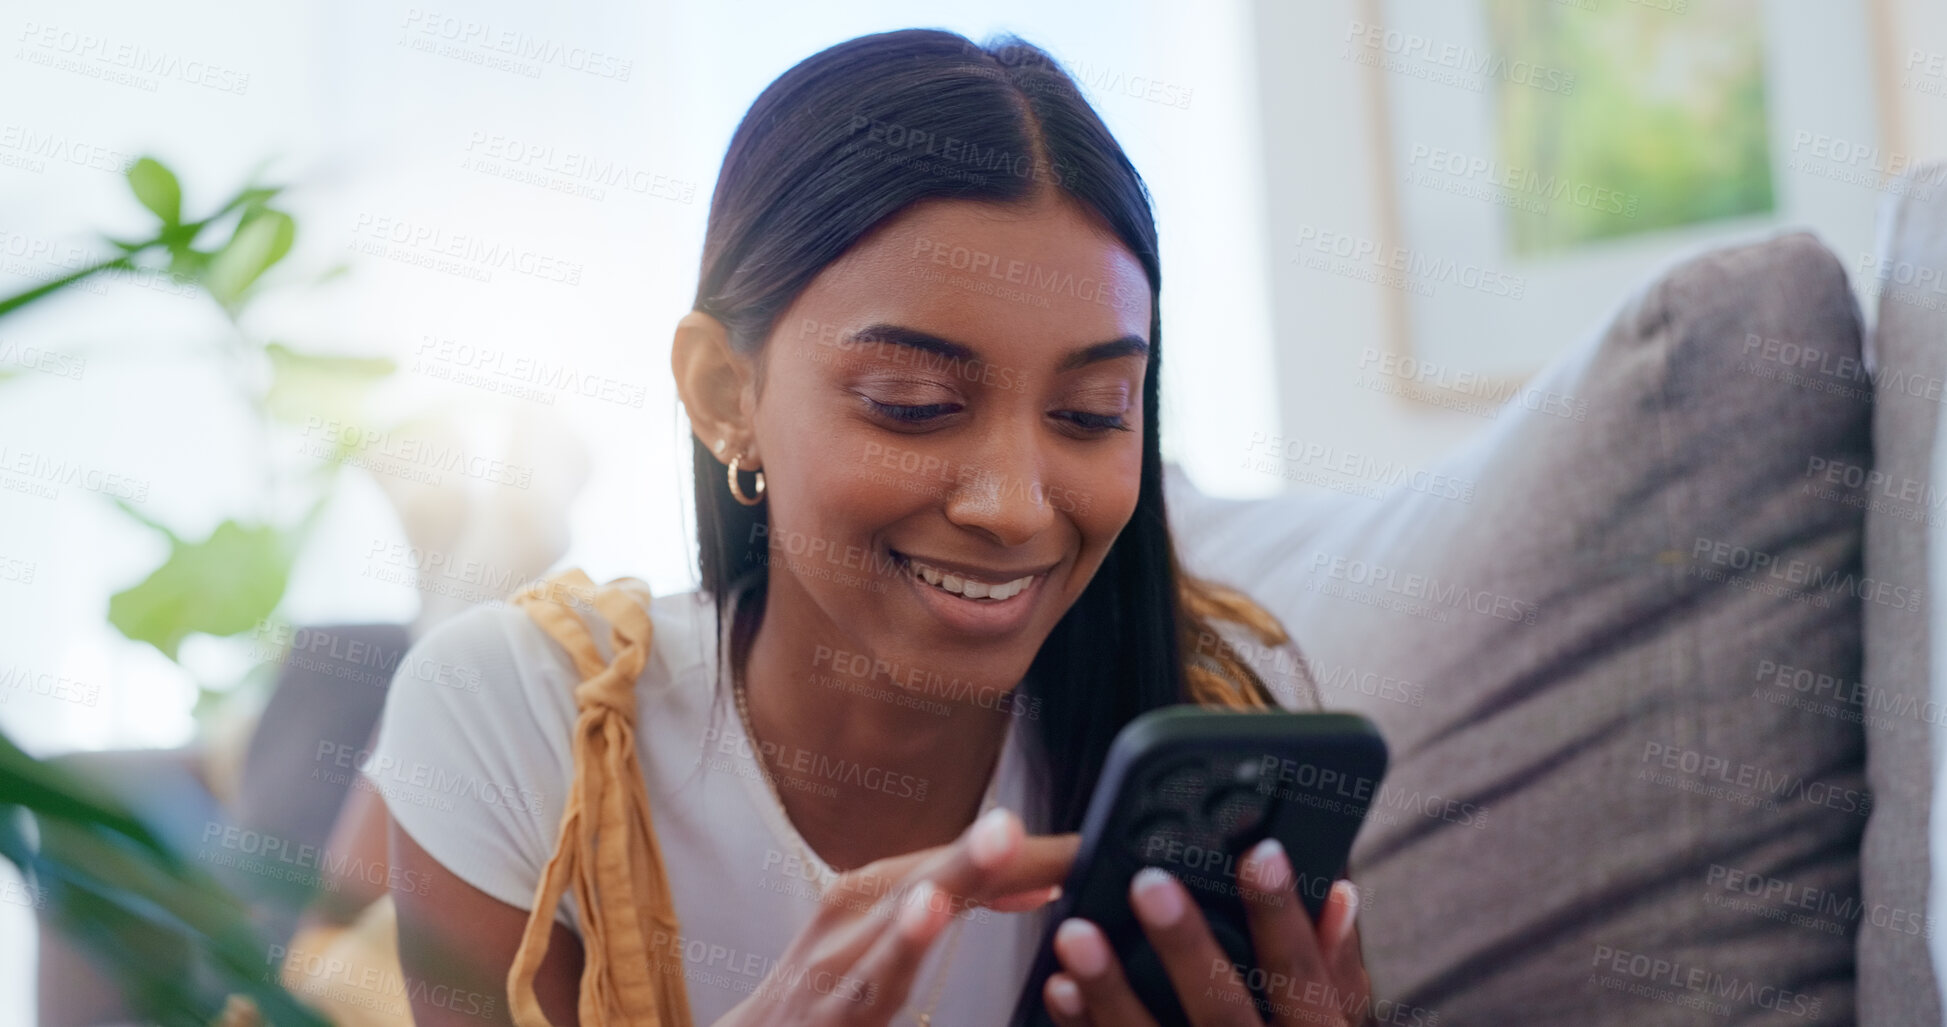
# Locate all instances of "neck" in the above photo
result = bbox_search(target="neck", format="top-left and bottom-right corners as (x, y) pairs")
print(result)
(737, 575), (1017, 872)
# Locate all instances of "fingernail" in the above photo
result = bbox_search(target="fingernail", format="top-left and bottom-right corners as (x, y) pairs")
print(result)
(968, 807), (1015, 867)
(1048, 975), (1085, 1017)
(1055, 918), (1110, 978)
(1246, 837), (1292, 892)
(1130, 867), (1185, 927)
(1333, 880), (1361, 950)
(900, 880), (939, 938)
(1025, 884), (1063, 909)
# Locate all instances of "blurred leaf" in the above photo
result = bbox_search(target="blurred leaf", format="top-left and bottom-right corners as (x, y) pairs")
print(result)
(0, 256), (135, 319)
(107, 521), (292, 661)
(158, 221), (206, 256)
(2, 155), (342, 1027)
(128, 158), (182, 227)
(263, 341), (395, 426)
(208, 185), (283, 224)
(205, 210), (294, 308)
(0, 733), (174, 865)
(166, 247), (210, 283)
(109, 495), (182, 544)
(260, 212), (296, 269)
(2, 728), (332, 1027)
(0, 805), (28, 866)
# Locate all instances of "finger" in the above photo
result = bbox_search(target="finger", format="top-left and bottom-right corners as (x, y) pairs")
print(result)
(826, 813), (1078, 923)
(815, 841), (962, 942)
(1330, 926), (1372, 1024)
(1044, 972), (1092, 1027)
(991, 883), (1063, 914)
(1330, 917), (1365, 985)
(1317, 880), (1361, 969)
(1236, 838), (1332, 1016)
(815, 814), (1077, 967)
(980, 832), (1080, 897)
(1052, 917), (1162, 1027)
(916, 809), (1079, 908)
(1127, 868), (1259, 1026)
(835, 878), (954, 1018)
(1322, 885), (1371, 1017)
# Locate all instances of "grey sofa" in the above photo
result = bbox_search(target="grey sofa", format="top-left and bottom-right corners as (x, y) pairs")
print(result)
(1165, 163), (1947, 1024)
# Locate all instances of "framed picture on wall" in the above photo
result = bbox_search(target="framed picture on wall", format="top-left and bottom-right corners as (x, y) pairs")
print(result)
(1359, 0), (1895, 395)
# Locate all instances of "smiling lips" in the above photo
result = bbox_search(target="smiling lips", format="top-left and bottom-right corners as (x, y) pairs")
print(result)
(898, 553), (1039, 601)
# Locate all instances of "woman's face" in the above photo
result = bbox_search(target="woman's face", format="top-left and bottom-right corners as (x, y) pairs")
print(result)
(747, 192), (1152, 699)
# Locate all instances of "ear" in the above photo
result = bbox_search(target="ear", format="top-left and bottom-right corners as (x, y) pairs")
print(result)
(670, 310), (760, 467)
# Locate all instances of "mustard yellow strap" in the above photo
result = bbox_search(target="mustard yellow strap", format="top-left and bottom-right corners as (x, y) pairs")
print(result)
(507, 570), (694, 1027)
(516, 569), (610, 682)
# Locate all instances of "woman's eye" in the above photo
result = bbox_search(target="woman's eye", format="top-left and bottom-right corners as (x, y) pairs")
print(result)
(1058, 410), (1132, 433)
(864, 398), (962, 423)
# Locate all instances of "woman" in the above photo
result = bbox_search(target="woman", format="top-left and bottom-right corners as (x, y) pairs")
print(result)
(364, 28), (1371, 1027)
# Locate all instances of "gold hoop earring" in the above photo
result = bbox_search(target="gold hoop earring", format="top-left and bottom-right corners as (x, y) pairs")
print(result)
(727, 454), (765, 506)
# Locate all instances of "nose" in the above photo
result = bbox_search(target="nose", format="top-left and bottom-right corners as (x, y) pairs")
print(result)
(941, 424), (1058, 548)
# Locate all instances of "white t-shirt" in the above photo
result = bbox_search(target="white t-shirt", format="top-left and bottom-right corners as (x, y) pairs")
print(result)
(360, 583), (1049, 1026)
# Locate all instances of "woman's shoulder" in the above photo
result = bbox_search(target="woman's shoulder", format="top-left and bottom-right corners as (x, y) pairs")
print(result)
(364, 576), (723, 936)
(399, 577), (720, 709)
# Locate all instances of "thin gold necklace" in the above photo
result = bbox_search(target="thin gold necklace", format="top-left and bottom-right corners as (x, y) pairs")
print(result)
(732, 669), (991, 1026)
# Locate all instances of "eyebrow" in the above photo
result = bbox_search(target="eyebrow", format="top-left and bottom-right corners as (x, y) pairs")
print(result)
(846, 323), (1149, 372)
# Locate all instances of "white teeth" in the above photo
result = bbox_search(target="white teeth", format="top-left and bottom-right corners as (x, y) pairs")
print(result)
(902, 556), (1035, 601)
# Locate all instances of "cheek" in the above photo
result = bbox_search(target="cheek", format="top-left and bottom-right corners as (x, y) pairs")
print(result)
(1068, 441), (1144, 547)
(753, 391), (901, 545)
(773, 431), (941, 545)
(851, 434), (949, 506)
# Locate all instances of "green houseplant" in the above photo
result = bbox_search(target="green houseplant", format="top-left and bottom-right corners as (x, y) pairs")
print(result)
(0, 155), (397, 1025)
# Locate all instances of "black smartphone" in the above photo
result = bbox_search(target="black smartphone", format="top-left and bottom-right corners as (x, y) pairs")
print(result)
(1008, 707), (1389, 1027)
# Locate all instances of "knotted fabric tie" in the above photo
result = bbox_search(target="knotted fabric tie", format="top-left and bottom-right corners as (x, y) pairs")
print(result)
(506, 569), (695, 1027)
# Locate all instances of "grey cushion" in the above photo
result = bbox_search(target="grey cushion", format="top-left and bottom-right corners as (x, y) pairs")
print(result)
(1167, 231), (1871, 1024)
(234, 622), (412, 944)
(1857, 162), (1947, 1026)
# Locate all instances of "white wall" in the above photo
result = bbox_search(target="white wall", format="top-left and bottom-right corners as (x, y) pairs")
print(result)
(1881, 0), (1947, 160)
(1227, 0), (1919, 508)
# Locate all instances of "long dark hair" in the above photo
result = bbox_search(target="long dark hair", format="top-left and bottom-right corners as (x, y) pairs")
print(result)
(689, 28), (1280, 832)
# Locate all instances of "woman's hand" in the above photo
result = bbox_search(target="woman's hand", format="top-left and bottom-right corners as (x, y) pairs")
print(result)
(1042, 839), (1370, 1027)
(715, 807), (1078, 1026)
